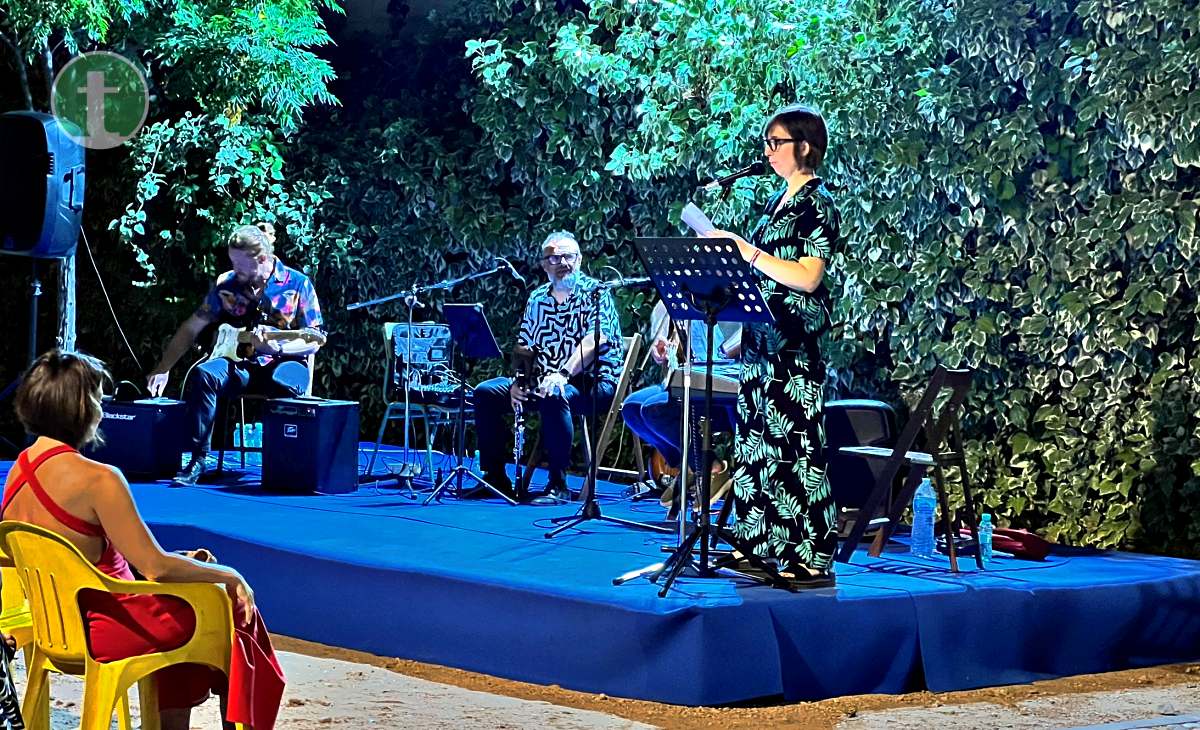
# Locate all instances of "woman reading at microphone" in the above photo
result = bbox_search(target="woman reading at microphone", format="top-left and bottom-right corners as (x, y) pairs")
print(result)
(706, 104), (841, 586)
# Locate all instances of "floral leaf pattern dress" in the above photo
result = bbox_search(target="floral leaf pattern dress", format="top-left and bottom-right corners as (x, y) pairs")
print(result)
(732, 178), (841, 573)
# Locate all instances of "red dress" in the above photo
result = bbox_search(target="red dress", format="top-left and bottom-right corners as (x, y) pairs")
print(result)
(2, 445), (285, 728)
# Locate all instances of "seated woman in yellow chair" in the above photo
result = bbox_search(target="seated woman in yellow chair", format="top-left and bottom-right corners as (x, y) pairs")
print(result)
(2, 350), (283, 730)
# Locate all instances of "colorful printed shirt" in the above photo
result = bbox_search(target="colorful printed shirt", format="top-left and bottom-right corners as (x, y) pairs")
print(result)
(195, 259), (324, 365)
(518, 275), (624, 386)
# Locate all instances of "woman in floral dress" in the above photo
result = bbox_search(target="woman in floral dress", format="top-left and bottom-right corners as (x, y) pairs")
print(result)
(708, 105), (841, 586)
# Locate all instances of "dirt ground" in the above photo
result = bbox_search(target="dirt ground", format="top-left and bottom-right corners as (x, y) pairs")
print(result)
(17, 634), (1200, 729)
(273, 635), (1200, 729)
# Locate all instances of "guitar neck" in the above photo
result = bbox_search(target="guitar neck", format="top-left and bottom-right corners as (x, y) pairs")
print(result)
(235, 329), (313, 343)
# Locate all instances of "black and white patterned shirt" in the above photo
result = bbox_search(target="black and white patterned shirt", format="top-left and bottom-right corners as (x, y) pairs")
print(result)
(518, 275), (624, 386)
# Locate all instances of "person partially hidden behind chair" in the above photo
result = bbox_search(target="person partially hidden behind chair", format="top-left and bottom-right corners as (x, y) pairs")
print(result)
(622, 300), (741, 511)
(472, 231), (624, 502)
(3, 350), (284, 730)
(146, 222), (325, 486)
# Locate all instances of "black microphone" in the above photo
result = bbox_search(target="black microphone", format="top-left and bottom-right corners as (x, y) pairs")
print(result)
(699, 161), (766, 191)
(496, 256), (526, 286)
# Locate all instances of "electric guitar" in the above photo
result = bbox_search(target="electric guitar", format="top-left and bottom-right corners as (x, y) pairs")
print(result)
(646, 302), (739, 486)
(205, 323), (326, 363)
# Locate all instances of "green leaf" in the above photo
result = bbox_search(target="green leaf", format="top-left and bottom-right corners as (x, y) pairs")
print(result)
(1143, 290), (1166, 314)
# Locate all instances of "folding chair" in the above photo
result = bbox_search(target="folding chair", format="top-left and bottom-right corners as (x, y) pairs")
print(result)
(834, 366), (983, 571)
(365, 322), (462, 483)
(518, 334), (643, 496)
(216, 352), (316, 473)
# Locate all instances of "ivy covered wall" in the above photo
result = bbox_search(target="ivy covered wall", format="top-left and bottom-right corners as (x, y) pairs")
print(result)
(303, 0), (1200, 554)
(2, 0), (1197, 554)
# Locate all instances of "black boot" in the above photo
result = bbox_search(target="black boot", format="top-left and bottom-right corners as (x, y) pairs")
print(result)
(544, 472), (572, 502)
(171, 456), (206, 487)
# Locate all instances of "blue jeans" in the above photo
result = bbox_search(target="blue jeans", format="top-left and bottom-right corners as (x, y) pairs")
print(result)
(621, 386), (677, 464)
(622, 384), (737, 468)
(184, 358), (310, 460)
(473, 375), (615, 481)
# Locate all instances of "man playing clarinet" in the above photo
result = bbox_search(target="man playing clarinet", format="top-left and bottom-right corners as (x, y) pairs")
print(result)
(472, 231), (624, 503)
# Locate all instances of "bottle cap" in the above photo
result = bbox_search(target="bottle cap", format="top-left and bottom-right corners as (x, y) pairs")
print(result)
(981, 513), (992, 523)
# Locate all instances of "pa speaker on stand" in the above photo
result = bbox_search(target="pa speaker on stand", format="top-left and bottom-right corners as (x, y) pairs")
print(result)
(0, 112), (86, 443)
(0, 111), (85, 259)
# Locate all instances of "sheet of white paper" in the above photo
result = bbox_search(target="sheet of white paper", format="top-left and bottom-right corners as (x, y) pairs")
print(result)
(680, 202), (716, 236)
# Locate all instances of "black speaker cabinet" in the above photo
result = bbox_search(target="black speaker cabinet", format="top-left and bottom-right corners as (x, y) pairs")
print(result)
(261, 398), (358, 494)
(825, 399), (898, 511)
(85, 398), (187, 478)
(0, 111), (85, 258)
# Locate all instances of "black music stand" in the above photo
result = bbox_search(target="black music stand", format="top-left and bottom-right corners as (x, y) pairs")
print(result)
(621, 236), (790, 595)
(424, 303), (516, 505)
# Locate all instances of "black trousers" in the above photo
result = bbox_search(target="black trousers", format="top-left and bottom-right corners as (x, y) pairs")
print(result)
(184, 358), (309, 459)
(473, 375), (615, 480)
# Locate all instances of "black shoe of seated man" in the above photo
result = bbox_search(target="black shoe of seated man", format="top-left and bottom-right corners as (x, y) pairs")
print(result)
(545, 476), (572, 503)
(170, 457), (205, 488)
(529, 487), (565, 507)
(528, 475), (572, 506)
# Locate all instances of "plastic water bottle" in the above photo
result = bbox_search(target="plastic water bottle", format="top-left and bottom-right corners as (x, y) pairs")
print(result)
(910, 478), (937, 558)
(979, 513), (994, 566)
(249, 423), (263, 449)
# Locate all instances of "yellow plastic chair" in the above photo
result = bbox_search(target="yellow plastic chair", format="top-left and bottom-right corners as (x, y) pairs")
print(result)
(0, 521), (242, 730)
(0, 550), (35, 727)
(0, 557), (33, 651)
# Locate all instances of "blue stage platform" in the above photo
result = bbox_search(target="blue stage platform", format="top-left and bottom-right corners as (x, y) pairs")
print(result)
(7, 447), (1200, 706)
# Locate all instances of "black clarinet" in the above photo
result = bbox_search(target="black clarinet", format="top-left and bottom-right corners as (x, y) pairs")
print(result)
(511, 346), (542, 501)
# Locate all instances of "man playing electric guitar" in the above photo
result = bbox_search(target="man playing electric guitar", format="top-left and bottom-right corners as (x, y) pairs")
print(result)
(146, 223), (325, 486)
(621, 300), (741, 508)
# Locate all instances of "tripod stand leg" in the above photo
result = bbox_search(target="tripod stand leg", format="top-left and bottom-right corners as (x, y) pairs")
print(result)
(362, 405), (417, 497)
(422, 471), (455, 505)
(654, 527), (702, 596)
(612, 525), (705, 585)
(600, 514), (672, 533)
(546, 498), (672, 537)
(711, 496), (734, 549)
(426, 467), (517, 506)
(545, 499), (600, 537)
(545, 515), (584, 538)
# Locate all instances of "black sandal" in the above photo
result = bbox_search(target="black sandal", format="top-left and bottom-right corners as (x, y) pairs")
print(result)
(778, 569), (836, 589)
(718, 553), (837, 589)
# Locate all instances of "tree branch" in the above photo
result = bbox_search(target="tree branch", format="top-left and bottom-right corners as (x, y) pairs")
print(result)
(0, 31), (33, 110)
(40, 41), (52, 110)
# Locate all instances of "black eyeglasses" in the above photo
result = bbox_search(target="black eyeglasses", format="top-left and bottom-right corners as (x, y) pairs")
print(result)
(763, 137), (800, 152)
(541, 253), (579, 265)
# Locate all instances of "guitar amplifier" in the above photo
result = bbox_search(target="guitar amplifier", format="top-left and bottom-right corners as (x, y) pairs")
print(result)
(261, 398), (359, 494)
(85, 398), (187, 478)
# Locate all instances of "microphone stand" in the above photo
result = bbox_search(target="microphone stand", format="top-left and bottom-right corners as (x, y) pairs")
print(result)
(347, 261), (512, 312)
(545, 277), (671, 538)
(351, 260), (513, 492)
